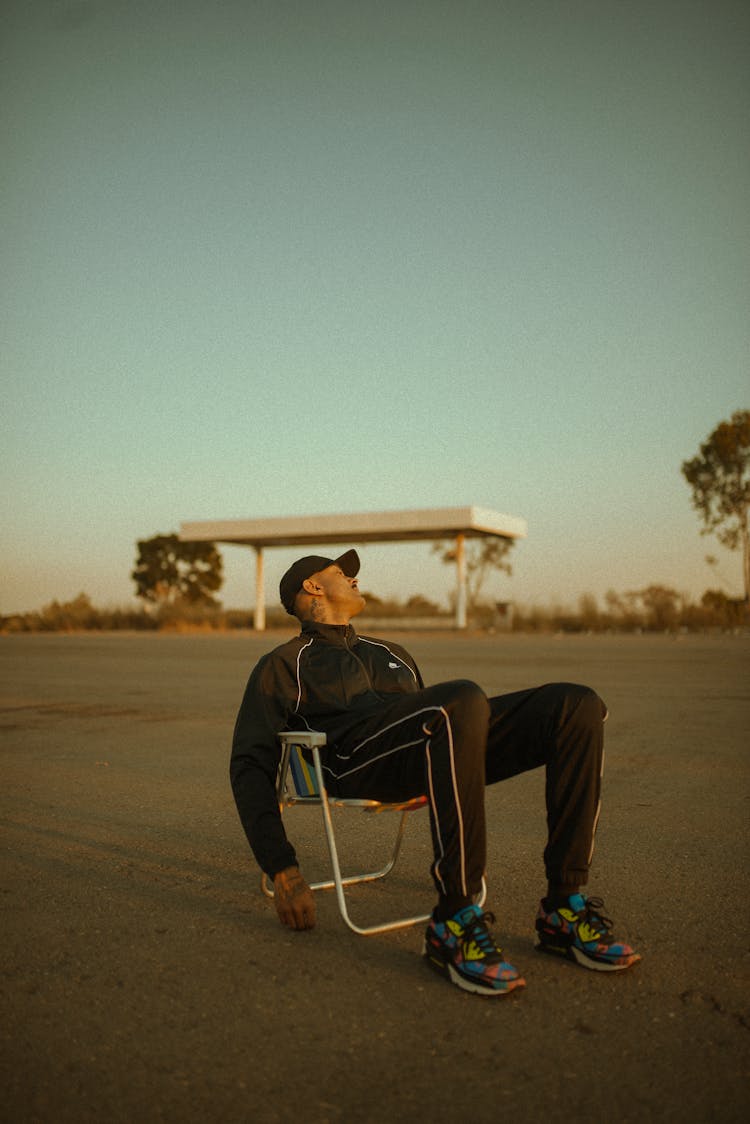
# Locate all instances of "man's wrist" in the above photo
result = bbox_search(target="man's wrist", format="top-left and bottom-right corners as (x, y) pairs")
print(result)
(273, 864), (300, 883)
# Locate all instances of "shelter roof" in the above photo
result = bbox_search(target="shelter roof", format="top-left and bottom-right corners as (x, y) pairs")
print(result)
(180, 505), (527, 548)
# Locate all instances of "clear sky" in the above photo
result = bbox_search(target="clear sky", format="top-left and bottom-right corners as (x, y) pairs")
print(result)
(2, 0), (748, 615)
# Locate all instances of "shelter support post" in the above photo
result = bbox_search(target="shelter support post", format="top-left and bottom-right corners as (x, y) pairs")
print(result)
(455, 532), (467, 629)
(253, 546), (266, 631)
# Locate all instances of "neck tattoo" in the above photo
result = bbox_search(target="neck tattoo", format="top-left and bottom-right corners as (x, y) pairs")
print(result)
(310, 598), (327, 623)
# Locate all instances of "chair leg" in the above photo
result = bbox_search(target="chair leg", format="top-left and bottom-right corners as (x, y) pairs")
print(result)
(313, 808), (410, 890)
(310, 746), (432, 935)
(262, 866), (488, 919)
(261, 741), (488, 934)
(259, 808), (413, 900)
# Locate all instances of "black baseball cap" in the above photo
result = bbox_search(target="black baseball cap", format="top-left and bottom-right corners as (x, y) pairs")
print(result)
(279, 549), (360, 614)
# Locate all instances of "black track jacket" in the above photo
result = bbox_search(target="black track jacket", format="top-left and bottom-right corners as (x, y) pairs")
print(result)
(230, 621), (424, 876)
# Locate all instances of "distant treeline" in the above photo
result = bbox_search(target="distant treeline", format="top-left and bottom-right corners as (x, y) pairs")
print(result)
(1, 587), (747, 633)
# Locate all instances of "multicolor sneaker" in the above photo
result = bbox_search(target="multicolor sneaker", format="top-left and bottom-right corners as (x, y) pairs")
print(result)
(423, 904), (526, 996)
(535, 893), (640, 972)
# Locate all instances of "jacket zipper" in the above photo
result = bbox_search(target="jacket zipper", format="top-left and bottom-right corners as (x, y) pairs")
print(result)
(344, 633), (382, 699)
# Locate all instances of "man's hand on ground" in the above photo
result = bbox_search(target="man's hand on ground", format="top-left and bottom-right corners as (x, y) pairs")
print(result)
(273, 865), (316, 930)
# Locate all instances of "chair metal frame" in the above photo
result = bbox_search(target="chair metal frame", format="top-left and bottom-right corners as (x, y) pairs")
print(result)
(261, 730), (485, 935)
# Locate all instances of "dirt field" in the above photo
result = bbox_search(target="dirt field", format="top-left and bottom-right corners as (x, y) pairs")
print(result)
(2, 631), (748, 1123)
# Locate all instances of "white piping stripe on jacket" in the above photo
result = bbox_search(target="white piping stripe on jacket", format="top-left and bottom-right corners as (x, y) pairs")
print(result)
(293, 638), (314, 713)
(358, 638), (419, 684)
(291, 641), (466, 896)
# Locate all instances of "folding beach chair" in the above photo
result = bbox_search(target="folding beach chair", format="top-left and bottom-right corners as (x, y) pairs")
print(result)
(261, 730), (486, 935)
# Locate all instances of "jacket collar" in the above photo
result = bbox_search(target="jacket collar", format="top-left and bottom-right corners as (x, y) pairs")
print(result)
(300, 620), (358, 646)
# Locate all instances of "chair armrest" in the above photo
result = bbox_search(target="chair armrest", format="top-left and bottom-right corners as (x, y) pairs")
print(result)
(278, 730), (327, 748)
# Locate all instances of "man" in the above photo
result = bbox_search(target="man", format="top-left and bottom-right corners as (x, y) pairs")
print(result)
(231, 549), (640, 997)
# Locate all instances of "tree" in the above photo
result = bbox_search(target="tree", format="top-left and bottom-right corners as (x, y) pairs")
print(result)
(635, 585), (683, 631)
(578, 593), (600, 630)
(681, 410), (750, 601)
(39, 592), (97, 631)
(700, 590), (747, 629)
(432, 537), (514, 614)
(131, 534), (223, 607)
(404, 593), (440, 616)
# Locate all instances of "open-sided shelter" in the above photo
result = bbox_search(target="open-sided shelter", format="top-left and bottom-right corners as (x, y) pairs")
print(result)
(179, 505), (527, 630)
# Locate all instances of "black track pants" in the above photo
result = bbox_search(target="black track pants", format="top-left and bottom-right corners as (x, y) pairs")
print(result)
(320, 680), (605, 899)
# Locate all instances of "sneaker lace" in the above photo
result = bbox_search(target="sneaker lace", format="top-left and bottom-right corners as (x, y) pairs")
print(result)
(461, 911), (504, 958)
(580, 896), (613, 935)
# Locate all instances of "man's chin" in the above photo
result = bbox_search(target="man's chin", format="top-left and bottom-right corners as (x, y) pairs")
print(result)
(350, 595), (366, 617)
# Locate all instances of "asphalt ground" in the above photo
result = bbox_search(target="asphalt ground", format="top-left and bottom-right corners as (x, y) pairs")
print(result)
(1, 631), (749, 1123)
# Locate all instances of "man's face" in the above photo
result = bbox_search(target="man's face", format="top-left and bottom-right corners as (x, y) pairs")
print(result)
(308, 563), (366, 618)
